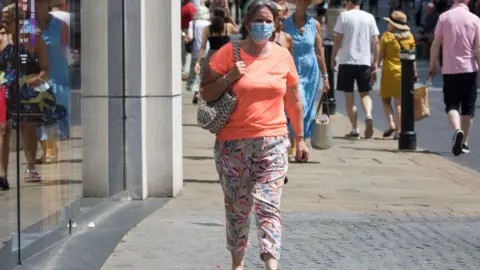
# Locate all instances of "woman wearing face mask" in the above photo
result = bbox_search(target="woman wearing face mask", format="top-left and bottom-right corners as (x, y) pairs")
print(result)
(201, 1), (308, 269)
(283, 0), (329, 162)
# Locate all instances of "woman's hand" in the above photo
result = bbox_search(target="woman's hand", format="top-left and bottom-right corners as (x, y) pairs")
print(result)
(296, 139), (310, 162)
(322, 77), (330, 92)
(27, 77), (43, 87)
(227, 61), (247, 81)
(195, 62), (201, 75)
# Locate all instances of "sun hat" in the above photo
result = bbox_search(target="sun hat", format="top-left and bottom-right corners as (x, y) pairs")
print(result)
(384, 10), (410, 31)
(194, 5), (210, 20)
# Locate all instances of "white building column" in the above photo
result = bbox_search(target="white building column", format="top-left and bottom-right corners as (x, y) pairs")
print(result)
(125, 0), (183, 199)
(81, 0), (125, 198)
(82, 0), (183, 199)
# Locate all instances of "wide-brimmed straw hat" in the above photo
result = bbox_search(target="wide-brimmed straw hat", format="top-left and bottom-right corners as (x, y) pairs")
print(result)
(384, 11), (409, 31)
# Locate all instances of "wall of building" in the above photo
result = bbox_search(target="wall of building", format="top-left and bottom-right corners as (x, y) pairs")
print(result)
(81, 0), (183, 199)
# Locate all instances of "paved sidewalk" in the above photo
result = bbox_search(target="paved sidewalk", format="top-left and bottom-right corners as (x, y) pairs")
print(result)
(102, 97), (480, 270)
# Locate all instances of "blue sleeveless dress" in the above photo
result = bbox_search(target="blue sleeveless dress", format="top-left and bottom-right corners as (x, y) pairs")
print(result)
(37, 16), (70, 140)
(283, 14), (320, 138)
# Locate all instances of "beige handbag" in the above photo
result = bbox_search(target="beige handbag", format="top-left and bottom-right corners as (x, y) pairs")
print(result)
(311, 94), (333, 150)
(414, 84), (431, 121)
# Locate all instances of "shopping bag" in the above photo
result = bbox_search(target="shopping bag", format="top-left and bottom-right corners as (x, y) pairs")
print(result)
(311, 94), (333, 150)
(414, 84), (430, 121)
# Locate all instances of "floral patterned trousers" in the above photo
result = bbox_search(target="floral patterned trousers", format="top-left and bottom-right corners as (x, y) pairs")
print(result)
(214, 136), (289, 260)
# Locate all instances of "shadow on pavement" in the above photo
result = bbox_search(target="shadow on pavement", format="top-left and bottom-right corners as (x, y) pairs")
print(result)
(192, 222), (223, 227)
(183, 156), (214, 161)
(184, 179), (220, 184)
(340, 146), (441, 155)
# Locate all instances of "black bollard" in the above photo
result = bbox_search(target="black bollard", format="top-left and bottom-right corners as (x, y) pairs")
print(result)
(322, 39), (336, 115)
(399, 49), (417, 151)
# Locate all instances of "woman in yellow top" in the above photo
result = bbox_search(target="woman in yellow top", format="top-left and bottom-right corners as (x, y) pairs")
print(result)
(377, 11), (417, 139)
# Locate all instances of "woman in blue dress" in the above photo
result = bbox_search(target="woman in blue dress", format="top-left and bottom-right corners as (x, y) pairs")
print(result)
(35, 0), (70, 163)
(283, 0), (329, 161)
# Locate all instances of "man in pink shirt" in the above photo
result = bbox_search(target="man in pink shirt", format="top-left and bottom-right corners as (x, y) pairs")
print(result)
(428, 0), (480, 156)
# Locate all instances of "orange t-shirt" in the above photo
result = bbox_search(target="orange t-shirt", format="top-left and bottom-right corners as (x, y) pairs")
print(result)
(209, 42), (299, 142)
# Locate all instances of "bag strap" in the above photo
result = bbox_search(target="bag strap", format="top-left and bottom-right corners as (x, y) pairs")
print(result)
(231, 42), (241, 62)
(314, 93), (329, 120)
(394, 34), (406, 51)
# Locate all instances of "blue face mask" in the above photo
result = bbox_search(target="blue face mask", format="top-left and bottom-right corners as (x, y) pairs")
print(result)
(250, 23), (274, 44)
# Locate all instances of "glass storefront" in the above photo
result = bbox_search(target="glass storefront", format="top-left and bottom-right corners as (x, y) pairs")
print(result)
(0, 0), (92, 267)
(0, 0), (182, 267)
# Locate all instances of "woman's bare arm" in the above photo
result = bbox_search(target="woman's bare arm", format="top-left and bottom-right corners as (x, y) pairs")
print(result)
(200, 67), (235, 102)
(314, 21), (327, 75)
(228, 23), (239, 34)
(285, 32), (293, 55)
(376, 51), (384, 67)
(284, 84), (304, 140)
(35, 35), (49, 80)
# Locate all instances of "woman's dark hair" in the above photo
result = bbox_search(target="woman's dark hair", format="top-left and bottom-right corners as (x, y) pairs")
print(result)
(210, 7), (227, 35)
(241, 0), (278, 40)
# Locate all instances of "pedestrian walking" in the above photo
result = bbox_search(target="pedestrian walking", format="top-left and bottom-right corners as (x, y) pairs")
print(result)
(369, 0), (380, 20)
(200, 1), (308, 269)
(194, 6), (239, 103)
(428, 0), (480, 156)
(36, 0), (71, 164)
(272, 2), (293, 53)
(376, 11), (417, 140)
(331, 0), (379, 139)
(182, 0), (197, 81)
(283, 0), (330, 161)
(273, 0), (291, 19)
(0, 4), (50, 187)
(186, 6), (212, 104)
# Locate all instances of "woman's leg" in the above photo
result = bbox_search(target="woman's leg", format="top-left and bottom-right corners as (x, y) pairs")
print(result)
(0, 121), (11, 189)
(215, 139), (255, 270)
(382, 97), (395, 130)
(394, 97), (402, 137)
(0, 121), (11, 176)
(21, 122), (40, 180)
(252, 137), (288, 270)
(188, 57), (199, 103)
(37, 126), (58, 163)
(192, 58), (205, 103)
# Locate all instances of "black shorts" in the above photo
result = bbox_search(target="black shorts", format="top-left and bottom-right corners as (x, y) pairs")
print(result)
(337, 64), (373, 93)
(443, 72), (478, 117)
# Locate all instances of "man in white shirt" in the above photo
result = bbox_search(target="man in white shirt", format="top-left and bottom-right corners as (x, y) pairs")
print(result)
(332, 0), (380, 139)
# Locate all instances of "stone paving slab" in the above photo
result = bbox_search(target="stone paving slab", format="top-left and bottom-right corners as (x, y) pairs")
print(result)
(102, 208), (480, 270)
(102, 96), (480, 269)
